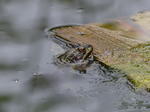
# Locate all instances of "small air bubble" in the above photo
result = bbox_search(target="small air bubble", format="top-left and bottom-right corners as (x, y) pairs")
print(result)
(14, 79), (19, 82)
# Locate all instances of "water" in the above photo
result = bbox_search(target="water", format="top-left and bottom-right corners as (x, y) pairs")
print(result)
(1, 0), (150, 112)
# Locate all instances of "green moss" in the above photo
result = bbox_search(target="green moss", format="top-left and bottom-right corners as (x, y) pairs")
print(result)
(99, 22), (120, 31)
(112, 62), (149, 88)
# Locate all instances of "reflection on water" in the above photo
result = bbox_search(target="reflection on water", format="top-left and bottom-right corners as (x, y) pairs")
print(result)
(1, 0), (150, 112)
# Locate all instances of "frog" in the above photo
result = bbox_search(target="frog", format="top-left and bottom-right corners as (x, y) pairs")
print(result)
(54, 43), (94, 73)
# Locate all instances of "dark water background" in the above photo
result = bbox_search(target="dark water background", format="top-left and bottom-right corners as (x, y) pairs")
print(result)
(1, 0), (150, 112)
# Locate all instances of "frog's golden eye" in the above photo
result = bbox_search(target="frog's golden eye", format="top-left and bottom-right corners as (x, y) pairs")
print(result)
(79, 47), (86, 54)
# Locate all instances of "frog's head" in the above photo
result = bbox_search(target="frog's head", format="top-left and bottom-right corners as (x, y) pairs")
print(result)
(54, 43), (93, 65)
(81, 44), (93, 60)
(54, 43), (94, 73)
(72, 44), (93, 61)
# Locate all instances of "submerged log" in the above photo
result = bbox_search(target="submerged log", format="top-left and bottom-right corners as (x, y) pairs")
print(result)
(46, 11), (150, 91)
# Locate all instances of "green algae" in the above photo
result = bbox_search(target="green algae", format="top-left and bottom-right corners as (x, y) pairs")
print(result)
(99, 22), (120, 31)
(111, 42), (150, 90)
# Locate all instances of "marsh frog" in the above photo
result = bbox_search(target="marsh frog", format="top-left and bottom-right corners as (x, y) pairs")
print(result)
(54, 43), (94, 73)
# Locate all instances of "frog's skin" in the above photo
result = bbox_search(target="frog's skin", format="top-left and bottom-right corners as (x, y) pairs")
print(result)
(54, 43), (94, 73)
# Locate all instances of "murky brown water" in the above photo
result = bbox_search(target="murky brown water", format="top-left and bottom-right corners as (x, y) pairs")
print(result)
(1, 0), (150, 112)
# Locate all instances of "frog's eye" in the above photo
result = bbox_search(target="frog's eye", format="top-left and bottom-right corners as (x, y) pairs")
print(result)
(79, 46), (85, 52)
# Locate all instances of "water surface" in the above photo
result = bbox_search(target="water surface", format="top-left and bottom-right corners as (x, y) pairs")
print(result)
(1, 0), (150, 112)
